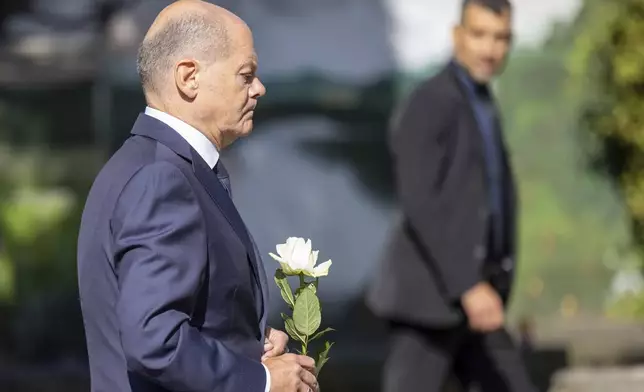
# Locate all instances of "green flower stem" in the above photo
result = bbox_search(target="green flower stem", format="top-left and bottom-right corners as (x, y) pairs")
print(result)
(299, 272), (308, 355)
(301, 338), (308, 356)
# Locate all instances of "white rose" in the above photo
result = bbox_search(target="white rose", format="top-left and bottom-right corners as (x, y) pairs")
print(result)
(269, 237), (332, 278)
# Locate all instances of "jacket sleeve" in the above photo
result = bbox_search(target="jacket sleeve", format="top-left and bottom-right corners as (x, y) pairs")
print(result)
(111, 162), (266, 392)
(390, 87), (483, 300)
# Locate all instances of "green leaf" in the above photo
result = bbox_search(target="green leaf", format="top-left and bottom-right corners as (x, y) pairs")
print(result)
(310, 327), (334, 342)
(284, 317), (305, 343)
(315, 341), (334, 375)
(274, 269), (295, 309)
(295, 282), (317, 298)
(293, 285), (321, 336)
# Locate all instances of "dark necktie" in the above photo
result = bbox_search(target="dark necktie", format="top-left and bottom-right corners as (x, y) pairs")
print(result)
(214, 161), (232, 198)
(214, 160), (261, 307)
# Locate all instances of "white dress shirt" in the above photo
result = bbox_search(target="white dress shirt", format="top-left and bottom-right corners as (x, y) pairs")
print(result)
(144, 106), (271, 392)
(144, 106), (220, 168)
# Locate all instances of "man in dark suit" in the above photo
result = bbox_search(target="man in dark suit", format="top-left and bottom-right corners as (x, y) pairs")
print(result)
(77, 2), (318, 391)
(367, 0), (536, 391)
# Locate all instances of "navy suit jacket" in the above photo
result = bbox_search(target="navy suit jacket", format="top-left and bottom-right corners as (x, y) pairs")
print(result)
(77, 113), (269, 392)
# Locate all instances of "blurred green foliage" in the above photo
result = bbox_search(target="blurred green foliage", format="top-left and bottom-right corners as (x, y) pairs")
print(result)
(497, 42), (629, 320)
(567, 0), (644, 318)
(606, 291), (644, 321)
(0, 149), (76, 302)
(0, 145), (99, 359)
(569, 0), (644, 247)
(487, 8), (635, 320)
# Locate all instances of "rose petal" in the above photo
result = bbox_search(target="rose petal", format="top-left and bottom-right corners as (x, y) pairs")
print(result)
(284, 237), (300, 259)
(290, 238), (310, 269)
(279, 261), (299, 276)
(312, 260), (332, 277)
(308, 250), (319, 269)
(268, 252), (284, 263)
(275, 243), (289, 259)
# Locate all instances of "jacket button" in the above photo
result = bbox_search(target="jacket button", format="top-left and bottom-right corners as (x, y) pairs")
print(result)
(501, 257), (514, 271)
(473, 245), (486, 260)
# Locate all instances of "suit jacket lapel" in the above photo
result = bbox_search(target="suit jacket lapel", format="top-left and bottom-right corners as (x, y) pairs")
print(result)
(192, 147), (265, 319)
(248, 232), (269, 331)
(193, 155), (252, 250)
(131, 113), (266, 317)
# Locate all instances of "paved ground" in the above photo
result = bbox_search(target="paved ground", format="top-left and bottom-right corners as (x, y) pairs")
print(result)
(550, 365), (644, 392)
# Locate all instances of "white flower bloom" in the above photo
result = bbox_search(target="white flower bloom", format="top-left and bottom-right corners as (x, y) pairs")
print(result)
(269, 237), (332, 278)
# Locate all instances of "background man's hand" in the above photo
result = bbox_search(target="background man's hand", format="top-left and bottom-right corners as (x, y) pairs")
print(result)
(262, 327), (289, 361)
(264, 353), (319, 392)
(461, 281), (504, 332)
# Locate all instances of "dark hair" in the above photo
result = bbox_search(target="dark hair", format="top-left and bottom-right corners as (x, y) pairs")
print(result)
(461, 0), (512, 17)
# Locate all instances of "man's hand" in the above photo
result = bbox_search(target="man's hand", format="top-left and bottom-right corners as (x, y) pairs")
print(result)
(264, 353), (319, 392)
(262, 327), (289, 361)
(461, 282), (504, 332)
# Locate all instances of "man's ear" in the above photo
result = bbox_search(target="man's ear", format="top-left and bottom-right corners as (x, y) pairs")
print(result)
(452, 25), (461, 49)
(175, 58), (199, 100)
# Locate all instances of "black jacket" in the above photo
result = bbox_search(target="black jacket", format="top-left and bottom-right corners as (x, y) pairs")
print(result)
(366, 62), (518, 327)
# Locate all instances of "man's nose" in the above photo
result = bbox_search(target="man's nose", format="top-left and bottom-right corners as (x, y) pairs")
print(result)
(478, 37), (496, 56)
(251, 78), (266, 98)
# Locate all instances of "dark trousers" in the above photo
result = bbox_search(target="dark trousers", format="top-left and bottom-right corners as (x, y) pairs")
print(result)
(383, 323), (537, 392)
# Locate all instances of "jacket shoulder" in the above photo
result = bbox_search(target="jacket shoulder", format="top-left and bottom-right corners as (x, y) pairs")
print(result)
(389, 65), (460, 132)
(408, 65), (460, 103)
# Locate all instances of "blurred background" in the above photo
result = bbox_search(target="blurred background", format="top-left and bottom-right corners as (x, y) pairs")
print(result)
(0, 0), (643, 391)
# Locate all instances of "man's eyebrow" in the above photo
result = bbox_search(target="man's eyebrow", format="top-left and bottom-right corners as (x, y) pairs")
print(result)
(239, 58), (258, 71)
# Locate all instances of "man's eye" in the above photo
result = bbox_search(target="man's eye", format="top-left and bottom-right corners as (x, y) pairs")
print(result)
(470, 29), (485, 39)
(242, 74), (254, 83)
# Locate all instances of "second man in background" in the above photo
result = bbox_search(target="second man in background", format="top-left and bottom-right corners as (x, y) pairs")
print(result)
(368, 0), (537, 391)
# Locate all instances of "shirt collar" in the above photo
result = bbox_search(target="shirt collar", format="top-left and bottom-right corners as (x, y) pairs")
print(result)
(451, 59), (490, 96)
(144, 106), (219, 169)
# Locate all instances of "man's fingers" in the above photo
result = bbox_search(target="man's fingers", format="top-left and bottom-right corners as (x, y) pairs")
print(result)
(482, 312), (497, 330)
(261, 343), (275, 361)
(471, 309), (503, 332)
(469, 309), (486, 330)
(295, 355), (316, 370)
(299, 368), (318, 390)
(489, 304), (504, 330)
(281, 353), (315, 370)
(481, 310), (495, 330)
(469, 308), (494, 332)
(263, 348), (278, 359)
(471, 319), (488, 332)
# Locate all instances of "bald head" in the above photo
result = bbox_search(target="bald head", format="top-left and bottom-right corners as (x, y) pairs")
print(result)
(137, 0), (239, 96)
(136, 1), (265, 149)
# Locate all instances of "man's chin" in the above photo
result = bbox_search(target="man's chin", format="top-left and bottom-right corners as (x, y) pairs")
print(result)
(471, 72), (494, 84)
(238, 119), (255, 136)
(472, 66), (503, 83)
